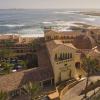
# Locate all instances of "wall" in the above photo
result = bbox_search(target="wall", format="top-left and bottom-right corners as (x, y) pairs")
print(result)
(49, 45), (82, 84)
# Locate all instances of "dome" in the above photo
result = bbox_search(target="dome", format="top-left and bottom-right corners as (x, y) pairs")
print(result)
(73, 35), (93, 49)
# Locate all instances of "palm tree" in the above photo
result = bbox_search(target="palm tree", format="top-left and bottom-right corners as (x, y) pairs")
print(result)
(19, 60), (27, 69)
(3, 40), (15, 48)
(23, 82), (40, 100)
(82, 56), (99, 98)
(1, 62), (14, 74)
(0, 40), (15, 59)
(31, 39), (41, 51)
(0, 91), (8, 100)
(0, 49), (15, 60)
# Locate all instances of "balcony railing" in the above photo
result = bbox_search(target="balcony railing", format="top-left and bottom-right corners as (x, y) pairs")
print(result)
(55, 59), (73, 64)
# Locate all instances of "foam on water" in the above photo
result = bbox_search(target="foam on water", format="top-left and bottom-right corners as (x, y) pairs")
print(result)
(53, 27), (72, 32)
(0, 9), (100, 35)
(42, 22), (52, 24)
(52, 21), (87, 27)
(0, 24), (24, 28)
(53, 11), (75, 15)
(84, 18), (96, 21)
(18, 28), (44, 37)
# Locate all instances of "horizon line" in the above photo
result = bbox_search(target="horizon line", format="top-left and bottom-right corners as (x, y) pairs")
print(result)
(0, 8), (100, 10)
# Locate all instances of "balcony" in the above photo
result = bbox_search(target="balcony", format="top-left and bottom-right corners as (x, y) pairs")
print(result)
(56, 59), (73, 64)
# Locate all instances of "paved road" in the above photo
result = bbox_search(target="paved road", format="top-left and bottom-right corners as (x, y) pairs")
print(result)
(62, 76), (100, 100)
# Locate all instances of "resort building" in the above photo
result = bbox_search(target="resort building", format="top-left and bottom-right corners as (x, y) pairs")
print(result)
(46, 40), (86, 84)
(44, 27), (98, 84)
(0, 43), (54, 97)
(44, 27), (84, 43)
(0, 34), (34, 56)
(0, 28), (99, 98)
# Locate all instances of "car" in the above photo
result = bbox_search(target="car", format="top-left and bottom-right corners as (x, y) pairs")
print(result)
(0, 68), (4, 72)
(11, 69), (17, 73)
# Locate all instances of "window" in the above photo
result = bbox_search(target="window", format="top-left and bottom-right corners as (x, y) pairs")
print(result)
(55, 53), (58, 61)
(67, 53), (70, 59)
(75, 62), (81, 69)
(55, 52), (72, 62)
(46, 36), (51, 40)
(70, 53), (72, 58)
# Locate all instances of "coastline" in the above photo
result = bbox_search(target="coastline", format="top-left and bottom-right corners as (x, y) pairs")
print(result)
(79, 12), (100, 17)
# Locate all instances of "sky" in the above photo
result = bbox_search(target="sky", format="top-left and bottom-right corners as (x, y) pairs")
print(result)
(0, 0), (100, 9)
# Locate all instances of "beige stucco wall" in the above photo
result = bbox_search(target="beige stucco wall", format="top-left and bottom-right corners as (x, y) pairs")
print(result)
(19, 37), (34, 43)
(44, 30), (80, 42)
(48, 44), (85, 84)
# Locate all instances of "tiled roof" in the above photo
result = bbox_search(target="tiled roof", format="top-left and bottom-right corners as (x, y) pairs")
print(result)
(0, 67), (53, 92)
(28, 67), (53, 82)
(46, 40), (77, 53)
(73, 35), (93, 49)
(0, 69), (30, 92)
(0, 44), (54, 92)
(37, 44), (53, 68)
(46, 40), (60, 52)
(45, 30), (81, 36)
(0, 34), (19, 40)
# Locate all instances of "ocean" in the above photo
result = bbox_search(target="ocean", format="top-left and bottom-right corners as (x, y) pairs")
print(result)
(0, 9), (100, 37)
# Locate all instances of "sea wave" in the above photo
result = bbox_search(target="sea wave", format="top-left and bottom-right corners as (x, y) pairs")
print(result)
(83, 18), (96, 21)
(53, 27), (72, 32)
(53, 11), (75, 15)
(53, 21), (86, 27)
(0, 33), (44, 38)
(47, 21), (87, 32)
(18, 28), (44, 37)
(0, 24), (24, 28)
(42, 21), (52, 24)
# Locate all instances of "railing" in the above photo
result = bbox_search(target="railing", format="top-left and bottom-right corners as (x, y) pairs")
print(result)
(56, 79), (75, 93)
(87, 88), (100, 100)
(56, 59), (73, 64)
(60, 80), (80, 100)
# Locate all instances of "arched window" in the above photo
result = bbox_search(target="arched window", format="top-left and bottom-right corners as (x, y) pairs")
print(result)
(70, 36), (74, 39)
(55, 53), (58, 61)
(62, 52), (65, 60)
(64, 36), (66, 39)
(67, 53), (70, 59)
(65, 53), (68, 59)
(67, 36), (69, 39)
(70, 53), (72, 58)
(75, 62), (81, 69)
(59, 53), (63, 60)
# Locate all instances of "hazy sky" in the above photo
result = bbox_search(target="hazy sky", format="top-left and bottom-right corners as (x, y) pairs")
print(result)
(0, 0), (100, 9)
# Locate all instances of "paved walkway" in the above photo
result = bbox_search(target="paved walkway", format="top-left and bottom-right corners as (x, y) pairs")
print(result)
(62, 76), (100, 100)
(48, 91), (59, 100)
